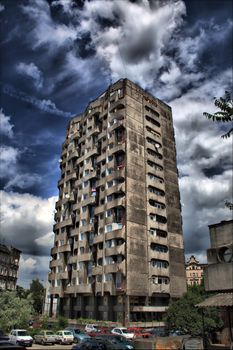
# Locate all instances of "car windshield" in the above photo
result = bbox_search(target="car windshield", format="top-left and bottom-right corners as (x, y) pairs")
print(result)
(121, 329), (130, 334)
(64, 331), (72, 335)
(73, 329), (81, 334)
(18, 331), (27, 336)
(46, 331), (54, 335)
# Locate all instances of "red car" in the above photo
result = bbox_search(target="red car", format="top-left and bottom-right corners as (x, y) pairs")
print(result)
(127, 327), (152, 338)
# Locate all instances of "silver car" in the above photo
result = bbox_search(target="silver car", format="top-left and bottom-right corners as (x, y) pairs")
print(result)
(34, 330), (56, 345)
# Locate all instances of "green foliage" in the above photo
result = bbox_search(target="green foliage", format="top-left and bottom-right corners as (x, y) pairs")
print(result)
(16, 285), (30, 299)
(29, 279), (45, 314)
(203, 91), (233, 138)
(165, 285), (223, 336)
(56, 315), (68, 329)
(41, 314), (49, 329)
(0, 290), (34, 332)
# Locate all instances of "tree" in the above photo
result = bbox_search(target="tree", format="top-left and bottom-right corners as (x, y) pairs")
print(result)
(29, 279), (45, 314)
(203, 91), (233, 138)
(165, 285), (223, 336)
(0, 290), (34, 332)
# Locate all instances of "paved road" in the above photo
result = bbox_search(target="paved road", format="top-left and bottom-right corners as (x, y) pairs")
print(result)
(27, 344), (73, 350)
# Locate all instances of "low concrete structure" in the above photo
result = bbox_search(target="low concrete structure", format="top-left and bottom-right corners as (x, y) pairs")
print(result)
(205, 220), (233, 292)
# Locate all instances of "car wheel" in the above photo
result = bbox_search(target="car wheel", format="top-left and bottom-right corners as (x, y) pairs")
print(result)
(74, 338), (78, 343)
(41, 339), (45, 345)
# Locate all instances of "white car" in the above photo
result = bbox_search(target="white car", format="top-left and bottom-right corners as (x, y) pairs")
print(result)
(85, 324), (98, 333)
(111, 327), (135, 339)
(55, 330), (74, 344)
(9, 329), (33, 347)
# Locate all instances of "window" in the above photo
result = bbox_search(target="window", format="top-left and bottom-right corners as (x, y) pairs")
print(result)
(106, 209), (112, 217)
(148, 186), (165, 196)
(151, 259), (169, 268)
(107, 180), (113, 188)
(151, 243), (168, 253)
(106, 224), (112, 232)
(83, 181), (88, 188)
(116, 273), (122, 289)
(104, 274), (112, 282)
(82, 206), (87, 213)
(81, 219), (87, 226)
(149, 199), (165, 209)
(107, 195), (113, 202)
(79, 233), (86, 241)
(147, 160), (163, 171)
(82, 193), (88, 200)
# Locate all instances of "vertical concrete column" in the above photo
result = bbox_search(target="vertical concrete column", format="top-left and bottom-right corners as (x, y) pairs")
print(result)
(123, 295), (130, 326)
(49, 296), (53, 317)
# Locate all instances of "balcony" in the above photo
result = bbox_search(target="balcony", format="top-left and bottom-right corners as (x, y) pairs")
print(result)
(67, 150), (79, 161)
(104, 261), (125, 275)
(109, 120), (126, 133)
(94, 204), (105, 216)
(50, 286), (63, 296)
(58, 244), (72, 253)
(48, 272), (56, 280)
(58, 271), (69, 280)
(92, 266), (103, 275)
(109, 143), (126, 156)
(79, 223), (94, 234)
(150, 283), (170, 294)
(105, 243), (125, 257)
(149, 234), (168, 246)
(64, 285), (77, 294)
(149, 251), (168, 261)
(105, 226), (125, 241)
(150, 266), (169, 276)
(49, 259), (63, 268)
(147, 178), (165, 192)
(106, 197), (125, 210)
(76, 284), (92, 294)
(78, 252), (92, 262)
(51, 246), (58, 255)
(148, 192), (166, 205)
(54, 218), (73, 230)
(68, 255), (78, 264)
(147, 153), (163, 168)
(106, 183), (125, 197)
(66, 172), (77, 182)
(93, 233), (104, 244)
(109, 100), (125, 113)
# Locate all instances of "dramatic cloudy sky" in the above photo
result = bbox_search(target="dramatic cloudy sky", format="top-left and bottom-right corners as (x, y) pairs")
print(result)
(0, 0), (232, 288)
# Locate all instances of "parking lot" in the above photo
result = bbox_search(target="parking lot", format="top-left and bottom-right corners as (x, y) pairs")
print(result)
(28, 345), (73, 350)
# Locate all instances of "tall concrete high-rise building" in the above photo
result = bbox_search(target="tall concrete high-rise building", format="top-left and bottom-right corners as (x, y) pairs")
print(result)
(48, 79), (186, 323)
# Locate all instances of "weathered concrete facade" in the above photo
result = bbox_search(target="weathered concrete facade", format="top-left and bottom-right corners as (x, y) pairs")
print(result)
(205, 220), (233, 292)
(48, 79), (186, 323)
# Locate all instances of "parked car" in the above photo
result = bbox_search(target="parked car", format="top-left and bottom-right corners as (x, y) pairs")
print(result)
(9, 330), (33, 347)
(85, 324), (99, 333)
(96, 334), (135, 350)
(55, 330), (74, 344)
(0, 340), (26, 349)
(65, 327), (91, 343)
(111, 328), (135, 339)
(0, 330), (9, 341)
(71, 338), (103, 350)
(127, 327), (152, 338)
(34, 330), (56, 345)
(148, 327), (169, 337)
